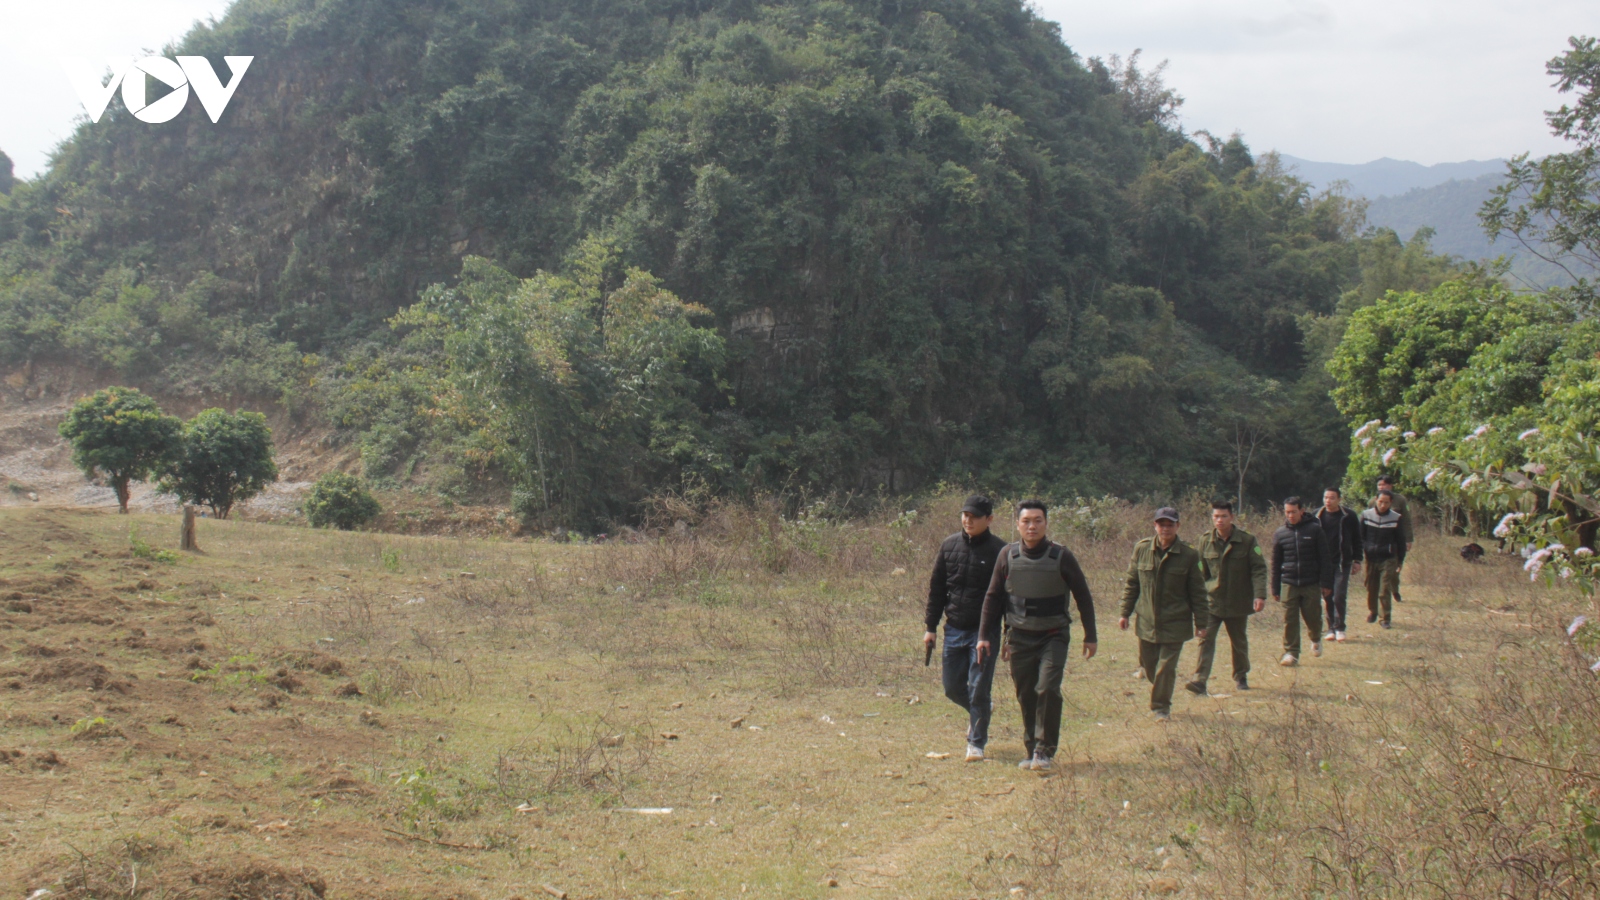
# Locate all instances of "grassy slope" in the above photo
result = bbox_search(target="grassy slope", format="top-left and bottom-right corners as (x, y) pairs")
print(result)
(0, 501), (1593, 898)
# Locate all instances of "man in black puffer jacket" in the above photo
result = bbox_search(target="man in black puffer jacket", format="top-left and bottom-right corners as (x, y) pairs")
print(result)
(1269, 496), (1335, 666)
(924, 495), (1009, 761)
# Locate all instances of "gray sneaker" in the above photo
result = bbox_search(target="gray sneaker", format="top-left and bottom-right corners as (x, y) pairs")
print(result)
(1030, 753), (1053, 772)
(965, 744), (984, 762)
(1154, 709), (1172, 721)
(1017, 755), (1037, 770)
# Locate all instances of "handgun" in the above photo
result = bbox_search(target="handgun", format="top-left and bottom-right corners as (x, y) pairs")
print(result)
(924, 642), (934, 667)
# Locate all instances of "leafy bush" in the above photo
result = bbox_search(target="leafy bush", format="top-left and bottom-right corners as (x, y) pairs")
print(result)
(302, 472), (382, 530)
(57, 387), (182, 513)
(160, 409), (278, 519)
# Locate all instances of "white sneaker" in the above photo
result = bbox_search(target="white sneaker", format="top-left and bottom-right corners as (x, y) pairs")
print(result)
(966, 744), (984, 762)
(1312, 641), (1323, 658)
(1017, 756), (1037, 770)
(1280, 654), (1298, 667)
(1031, 754), (1053, 772)
(1324, 631), (1337, 641)
(1335, 630), (1347, 642)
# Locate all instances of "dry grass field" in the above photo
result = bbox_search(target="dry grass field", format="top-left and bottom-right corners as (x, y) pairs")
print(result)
(3, 494), (1597, 899)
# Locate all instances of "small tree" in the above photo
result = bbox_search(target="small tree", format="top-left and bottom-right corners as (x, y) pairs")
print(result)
(161, 409), (278, 519)
(302, 472), (381, 530)
(58, 387), (181, 513)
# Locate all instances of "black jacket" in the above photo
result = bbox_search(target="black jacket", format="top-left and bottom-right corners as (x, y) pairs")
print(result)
(1270, 516), (1335, 596)
(925, 529), (1009, 631)
(1316, 506), (1362, 566)
(1359, 508), (1409, 564)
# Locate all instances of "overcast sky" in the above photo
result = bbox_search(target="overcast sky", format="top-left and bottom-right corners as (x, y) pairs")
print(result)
(1, 0), (1591, 179)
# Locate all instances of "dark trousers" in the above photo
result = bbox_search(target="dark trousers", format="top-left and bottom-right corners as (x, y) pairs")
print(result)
(1366, 557), (1400, 624)
(1326, 562), (1352, 632)
(1281, 584), (1324, 658)
(1006, 628), (1069, 758)
(940, 625), (998, 748)
(1140, 639), (1186, 714)
(1193, 614), (1249, 683)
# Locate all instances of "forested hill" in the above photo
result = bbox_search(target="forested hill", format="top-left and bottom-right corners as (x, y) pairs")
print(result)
(0, 0), (1461, 525)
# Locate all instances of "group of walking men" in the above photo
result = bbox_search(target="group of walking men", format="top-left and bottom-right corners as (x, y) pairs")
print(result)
(920, 476), (1414, 771)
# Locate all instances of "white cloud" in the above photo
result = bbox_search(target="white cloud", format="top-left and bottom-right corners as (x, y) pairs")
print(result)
(1035, 0), (1591, 163)
(0, 1), (234, 178)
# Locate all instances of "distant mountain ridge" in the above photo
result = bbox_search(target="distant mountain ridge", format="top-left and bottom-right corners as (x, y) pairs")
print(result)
(1278, 154), (1507, 199)
(1275, 153), (1593, 288)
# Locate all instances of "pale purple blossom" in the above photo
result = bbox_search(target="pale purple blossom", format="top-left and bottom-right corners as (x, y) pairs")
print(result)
(1354, 420), (1382, 439)
(1570, 616), (1589, 637)
(1519, 428), (1540, 441)
(1403, 431), (1417, 440)
(1381, 425), (1399, 434)
(1576, 547), (1595, 558)
(1425, 468), (1442, 485)
(1527, 463), (1547, 476)
(1361, 437), (1373, 448)
(1561, 567), (1575, 580)
(1428, 427), (1446, 436)
(1473, 424), (1491, 437)
(1382, 448), (1398, 466)
(1591, 658), (1600, 674)
(1461, 474), (1481, 490)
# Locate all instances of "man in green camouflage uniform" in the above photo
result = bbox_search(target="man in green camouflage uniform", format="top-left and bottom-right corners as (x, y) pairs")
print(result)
(1119, 507), (1209, 720)
(1187, 500), (1268, 694)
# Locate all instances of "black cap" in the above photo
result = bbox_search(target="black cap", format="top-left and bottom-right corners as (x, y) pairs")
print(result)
(1154, 507), (1180, 523)
(962, 494), (994, 517)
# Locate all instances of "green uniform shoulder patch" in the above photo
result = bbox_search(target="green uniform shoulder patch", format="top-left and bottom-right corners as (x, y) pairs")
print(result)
(1253, 545), (1262, 555)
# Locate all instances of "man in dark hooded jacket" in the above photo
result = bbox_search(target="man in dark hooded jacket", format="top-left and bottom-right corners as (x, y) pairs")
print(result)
(1270, 496), (1335, 666)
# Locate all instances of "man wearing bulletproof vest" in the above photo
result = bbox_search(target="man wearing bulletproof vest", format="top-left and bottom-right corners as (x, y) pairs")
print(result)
(923, 495), (1008, 762)
(976, 500), (1098, 772)
(1119, 507), (1209, 721)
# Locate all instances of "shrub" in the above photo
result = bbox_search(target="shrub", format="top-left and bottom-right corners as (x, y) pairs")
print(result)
(302, 472), (382, 530)
(161, 408), (278, 519)
(58, 387), (181, 513)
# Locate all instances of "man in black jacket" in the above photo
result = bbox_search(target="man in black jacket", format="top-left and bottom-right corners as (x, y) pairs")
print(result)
(924, 495), (1008, 762)
(1316, 488), (1362, 643)
(1270, 496), (1335, 666)
(1360, 491), (1408, 629)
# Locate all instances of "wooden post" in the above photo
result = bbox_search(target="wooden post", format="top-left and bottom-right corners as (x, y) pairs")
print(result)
(180, 505), (199, 553)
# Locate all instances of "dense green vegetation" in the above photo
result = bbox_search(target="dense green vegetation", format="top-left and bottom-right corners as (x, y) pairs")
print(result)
(1, 0), (1470, 526)
(1332, 37), (1600, 594)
